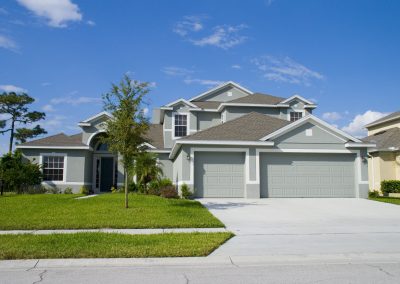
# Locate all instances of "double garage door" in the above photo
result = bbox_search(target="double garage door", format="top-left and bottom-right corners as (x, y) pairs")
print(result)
(194, 152), (356, 198)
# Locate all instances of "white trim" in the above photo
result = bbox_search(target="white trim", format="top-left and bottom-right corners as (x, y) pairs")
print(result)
(141, 142), (156, 149)
(189, 81), (254, 102)
(169, 140), (274, 159)
(259, 114), (362, 143)
(172, 112), (190, 140)
(148, 149), (171, 153)
(16, 145), (90, 149)
(87, 129), (107, 146)
(280, 94), (314, 105)
(77, 122), (91, 127)
(160, 106), (173, 110)
(80, 111), (113, 125)
(188, 108), (219, 112)
(166, 98), (198, 108)
(345, 142), (376, 148)
(365, 114), (400, 128)
(40, 152), (67, 183)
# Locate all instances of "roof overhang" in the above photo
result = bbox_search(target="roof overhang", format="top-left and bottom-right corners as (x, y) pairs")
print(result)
(169, 140), (274, 159)
(78, 111), (113, 127)
(188, 81), (254, 102)
(279, 94), (315, 105)
(259, 114), (362, 143)
(365, 114), (400, 129)
(345, 142), (377, 148)
(165, 98), (199, 109)
(16, 145), (91, 150)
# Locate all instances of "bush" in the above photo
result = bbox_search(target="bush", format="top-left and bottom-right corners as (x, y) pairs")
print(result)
(64, 187), (73, 194)
(160, 185), (179, 199)
(369, 190), (380, 198)
(111, 186), (124, 193)
(128, 182), (138, 192)
(26, 185), (47, 194)
(79, 185), (90, 195)
(381, 180), (400, 194)
(46, 187), (61, 194)
(159, 178), (173, 187)
(180, 183), (192, 199)
(147, 180), (161, 196)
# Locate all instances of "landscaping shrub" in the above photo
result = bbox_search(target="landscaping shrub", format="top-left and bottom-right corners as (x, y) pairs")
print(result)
(46, 187), (61, 194)
(159, 178), (173, 187)
(79, 185), (90, 195)
(369, 190), (380, 198)
(180, 183), (192, 199)
(128, 182), (138, 192)
(160, 185), (178, 199)
(25, 185), (47, 194)
(111, 186), (124, 193)
(64, 187), (73, 194)
(381, 180), (400, 195)
(147, 180), (161, 196)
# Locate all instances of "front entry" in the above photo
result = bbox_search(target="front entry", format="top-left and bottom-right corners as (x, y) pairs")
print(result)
(100, 157), (114, 192)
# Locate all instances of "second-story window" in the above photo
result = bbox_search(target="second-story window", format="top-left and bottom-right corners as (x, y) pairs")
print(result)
(174, 114), (187, 137)
(290, 111), (303, 122)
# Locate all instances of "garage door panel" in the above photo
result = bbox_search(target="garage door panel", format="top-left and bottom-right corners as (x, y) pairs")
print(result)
(261, 153), (356, 198)
(195, 152), (245, 198)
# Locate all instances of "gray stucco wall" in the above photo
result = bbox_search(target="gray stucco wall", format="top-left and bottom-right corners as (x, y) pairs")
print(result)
(200, 85), (249, 102)
(157, 153), (173, 180)
(225, 106), (280, 121)
(196, 112), (221, 130)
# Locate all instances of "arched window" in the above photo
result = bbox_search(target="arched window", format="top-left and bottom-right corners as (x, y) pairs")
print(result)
(96, 142), (109, 151)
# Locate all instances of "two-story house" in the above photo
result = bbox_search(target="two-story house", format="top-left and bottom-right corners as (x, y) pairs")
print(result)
(17, 81), (373, 198)
(363, 111), (400, 191)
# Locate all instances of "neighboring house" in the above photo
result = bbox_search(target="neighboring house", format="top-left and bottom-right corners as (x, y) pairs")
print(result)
(17, 81), (373, 198)
(363, 111), (400, 191)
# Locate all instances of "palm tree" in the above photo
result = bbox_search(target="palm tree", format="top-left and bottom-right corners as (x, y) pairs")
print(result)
(133, 152), (163, 192)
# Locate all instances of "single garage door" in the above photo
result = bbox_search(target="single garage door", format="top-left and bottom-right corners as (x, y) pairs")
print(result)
(194, 152), (245, 198)
(260, 153), (356, 198)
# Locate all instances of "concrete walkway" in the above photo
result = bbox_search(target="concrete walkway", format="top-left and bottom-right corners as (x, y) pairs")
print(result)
(0, 228), (227, 235)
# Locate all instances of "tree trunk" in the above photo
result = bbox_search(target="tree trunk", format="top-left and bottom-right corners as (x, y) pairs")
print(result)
(124, 168), (129, 208)
(8, 119), (15, 154)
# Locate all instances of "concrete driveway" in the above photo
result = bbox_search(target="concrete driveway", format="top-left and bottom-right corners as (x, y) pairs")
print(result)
(199, 198), (400, 257)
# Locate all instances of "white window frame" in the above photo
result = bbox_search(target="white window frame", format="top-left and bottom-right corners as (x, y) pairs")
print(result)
(172, 112), (190, 139)
(288, 110), (305, 122)
(40, 153), (67, 183)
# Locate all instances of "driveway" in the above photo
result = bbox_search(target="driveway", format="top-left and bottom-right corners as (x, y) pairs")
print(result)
(199, 198), (400, 257)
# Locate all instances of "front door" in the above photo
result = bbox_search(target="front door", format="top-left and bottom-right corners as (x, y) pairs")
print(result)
(100, 157), (114, 192)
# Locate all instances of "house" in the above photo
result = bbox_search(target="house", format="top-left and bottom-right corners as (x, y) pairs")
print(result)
(363, 111), (400, 191)
(17, 81), (373, 198)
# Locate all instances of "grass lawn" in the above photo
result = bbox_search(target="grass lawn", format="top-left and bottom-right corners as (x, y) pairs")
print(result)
(369, 197), (400, 205)
(0, 232), (233, 259)
(0, 193), (224, 230)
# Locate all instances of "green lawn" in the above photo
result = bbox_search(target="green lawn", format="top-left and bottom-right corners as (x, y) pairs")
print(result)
(369, 197), (400, 205)
(0, 193), (224, 230)
(0, 232), (233, 259)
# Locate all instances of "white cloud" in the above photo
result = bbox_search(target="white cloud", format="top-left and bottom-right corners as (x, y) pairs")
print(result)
(0, 35), (18, 51)
(341, 110), (390, 138)
(50, 96), (101, 105)
(41, 115), (67, 130)
(0, 84), (27, 93)
(322, 112), (342, 122)
(16, 0), (82, 28)
(86, 20), (95, 26)
(183, 78), (224, 86)
(252, 56), (324, 86)
(161, 66), (194, 77)
(231, 64), (241, 69)
(190, 24), (247, 49)
(42, 104), (55, 112)
(173, 15), (204, 36)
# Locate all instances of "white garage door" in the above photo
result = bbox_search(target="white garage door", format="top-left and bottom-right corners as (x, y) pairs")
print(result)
(194, 152), (245, 198)
(260, 153), (356, 198)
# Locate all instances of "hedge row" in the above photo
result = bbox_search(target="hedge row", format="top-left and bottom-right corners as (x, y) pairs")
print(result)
(381, 180), (400, 194)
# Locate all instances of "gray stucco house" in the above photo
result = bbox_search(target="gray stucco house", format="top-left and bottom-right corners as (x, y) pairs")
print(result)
(17, 81), (374, 198)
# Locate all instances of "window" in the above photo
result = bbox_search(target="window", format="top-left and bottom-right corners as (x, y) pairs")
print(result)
(174, 114), (187, 137)
(96, 142), (108, 151)
(290, 111), (303, 122)
(43, 156), (64, 181)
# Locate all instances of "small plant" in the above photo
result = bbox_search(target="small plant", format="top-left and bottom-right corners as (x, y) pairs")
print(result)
(147, 180), (161, 196)
(381, 180), (400, 195)
(159, 178), (173, 187)
(64, 187), (73, 194)
(128, 182), (138, 192)
(111, 186), (124, 193)
(46, 187), (61, 194)
(25, 185), (47, 194)
(369, 190), (380, 198)
(180, 183), (192, 199)
(79, 185), (90, 195)
(160, 185), (178, 199)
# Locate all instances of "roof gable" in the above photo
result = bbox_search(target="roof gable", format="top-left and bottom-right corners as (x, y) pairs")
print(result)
(78, 111), (112, 127)
(280, 95), (314, 105)
(189, 81), (253, 102)
(165, 98), (198, 108)
(260, 115), (361, 143)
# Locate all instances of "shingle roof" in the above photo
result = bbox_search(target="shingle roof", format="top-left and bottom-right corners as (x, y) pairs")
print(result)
(365, 111), (400, 128)
(191, 101), (222, 109)
(362, 127), (400, 151)
(145, 124), (165, 149)
(19, 133), (86, 147)
(227, 93), (285, 105)
(180, 112), (291, 141)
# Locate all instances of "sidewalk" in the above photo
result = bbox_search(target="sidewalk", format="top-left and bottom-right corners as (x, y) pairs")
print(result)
(0, 228), (228, 235)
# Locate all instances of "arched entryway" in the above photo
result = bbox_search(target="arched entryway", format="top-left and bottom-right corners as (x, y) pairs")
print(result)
(90, 133), (118, 193)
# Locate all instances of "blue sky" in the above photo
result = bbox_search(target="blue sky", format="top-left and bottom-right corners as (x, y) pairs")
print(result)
(0, 0), (399, 153)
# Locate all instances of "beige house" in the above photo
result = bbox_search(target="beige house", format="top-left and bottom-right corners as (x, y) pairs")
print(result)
(363, 111), (400, 191)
